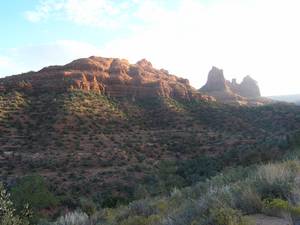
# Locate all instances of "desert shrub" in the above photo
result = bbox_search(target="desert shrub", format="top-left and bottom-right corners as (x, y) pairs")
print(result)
(208, 166), (254, 189)
(262, 198), (300, 220)
(100, 194), (128, 208)
(59, 195), (78, 210)
(0, 183), (31, 225)
(254, 162), (296, 200)
(262, 198), (289, 217)
(290, 131), (300, 147)
(53, 211), (89, 225)
(10, 175), (59, 220)
(111, 199), (161, 224)
(210, 207), (252, 225)
(79, 198), (97, 216)
(120, 215), (161, 225)
(176, 156), (222, 185)
(230, 184), (262, 214)
(127, 200), (157, 217)
(163, 200), (205, 225)
(4, 159), (300, 225)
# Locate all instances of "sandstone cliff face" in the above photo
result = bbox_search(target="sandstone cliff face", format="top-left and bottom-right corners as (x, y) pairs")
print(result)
(200, 66), (265, 105)
(0, 56), (214, 102)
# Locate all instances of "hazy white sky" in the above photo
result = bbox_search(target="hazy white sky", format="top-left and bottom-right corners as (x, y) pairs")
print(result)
(0, 0), (299, 96)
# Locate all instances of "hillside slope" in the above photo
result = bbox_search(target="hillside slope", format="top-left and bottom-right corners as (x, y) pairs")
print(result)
(1, 57), (300, 210)
(38, 159), (300, 225)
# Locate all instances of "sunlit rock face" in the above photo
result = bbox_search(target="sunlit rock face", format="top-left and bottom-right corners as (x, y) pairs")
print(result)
(0, 56), (215, 102)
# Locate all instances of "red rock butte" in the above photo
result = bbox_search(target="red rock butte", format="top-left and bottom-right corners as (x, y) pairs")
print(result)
(0, 56), (214, 102)
(200, 66), (268, 106)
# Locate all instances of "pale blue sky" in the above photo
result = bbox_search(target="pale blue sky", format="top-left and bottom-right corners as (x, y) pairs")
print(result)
(0, 0), (181, 48)
(0, 0), (299, 96)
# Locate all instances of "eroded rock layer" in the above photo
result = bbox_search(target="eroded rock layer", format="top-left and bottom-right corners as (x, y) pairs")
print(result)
(0, 56), (214, 102)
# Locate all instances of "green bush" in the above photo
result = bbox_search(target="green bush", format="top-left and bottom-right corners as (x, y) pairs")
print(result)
(254, 163), (296, 200)
(53, 210), (89, 225)
(262, 198), (300, 219)
(262, 198), (289, 217)
(0, 183), (31, 225)
(36, 160), (300, 225)
(10, 175), (59, 220)
(230, 184), (263, 214)
(120, 215), (161, 225)
(79, 198), (96, 216)
(210, 207), (252, 225)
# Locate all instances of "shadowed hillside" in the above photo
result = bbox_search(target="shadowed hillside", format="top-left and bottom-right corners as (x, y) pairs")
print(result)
(1, 57), (300, 222)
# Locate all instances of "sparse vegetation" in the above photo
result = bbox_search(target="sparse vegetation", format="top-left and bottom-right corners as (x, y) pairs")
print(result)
(33, 159), (300, 225)
(0, 183), (31, 225)
(10, 175), (59, 221)
(1, 90), (300, 224)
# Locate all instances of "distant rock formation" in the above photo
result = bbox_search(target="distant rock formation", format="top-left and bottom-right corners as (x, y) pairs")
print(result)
(201, 67), (229, 92)
(200, 66), (268, 105)
(238, 76), (261, 98)
(0, 56), (215, 102)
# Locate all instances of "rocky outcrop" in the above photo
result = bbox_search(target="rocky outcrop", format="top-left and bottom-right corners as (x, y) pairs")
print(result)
(200, 66), (266, 105)
(201, 67), (261, 98)
(0, 56), (215, 102)
(201, 66), (229, 92)
(238, 75), (261, 98)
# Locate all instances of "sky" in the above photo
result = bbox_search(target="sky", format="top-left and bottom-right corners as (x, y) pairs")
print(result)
(0, 0), (299, 96)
